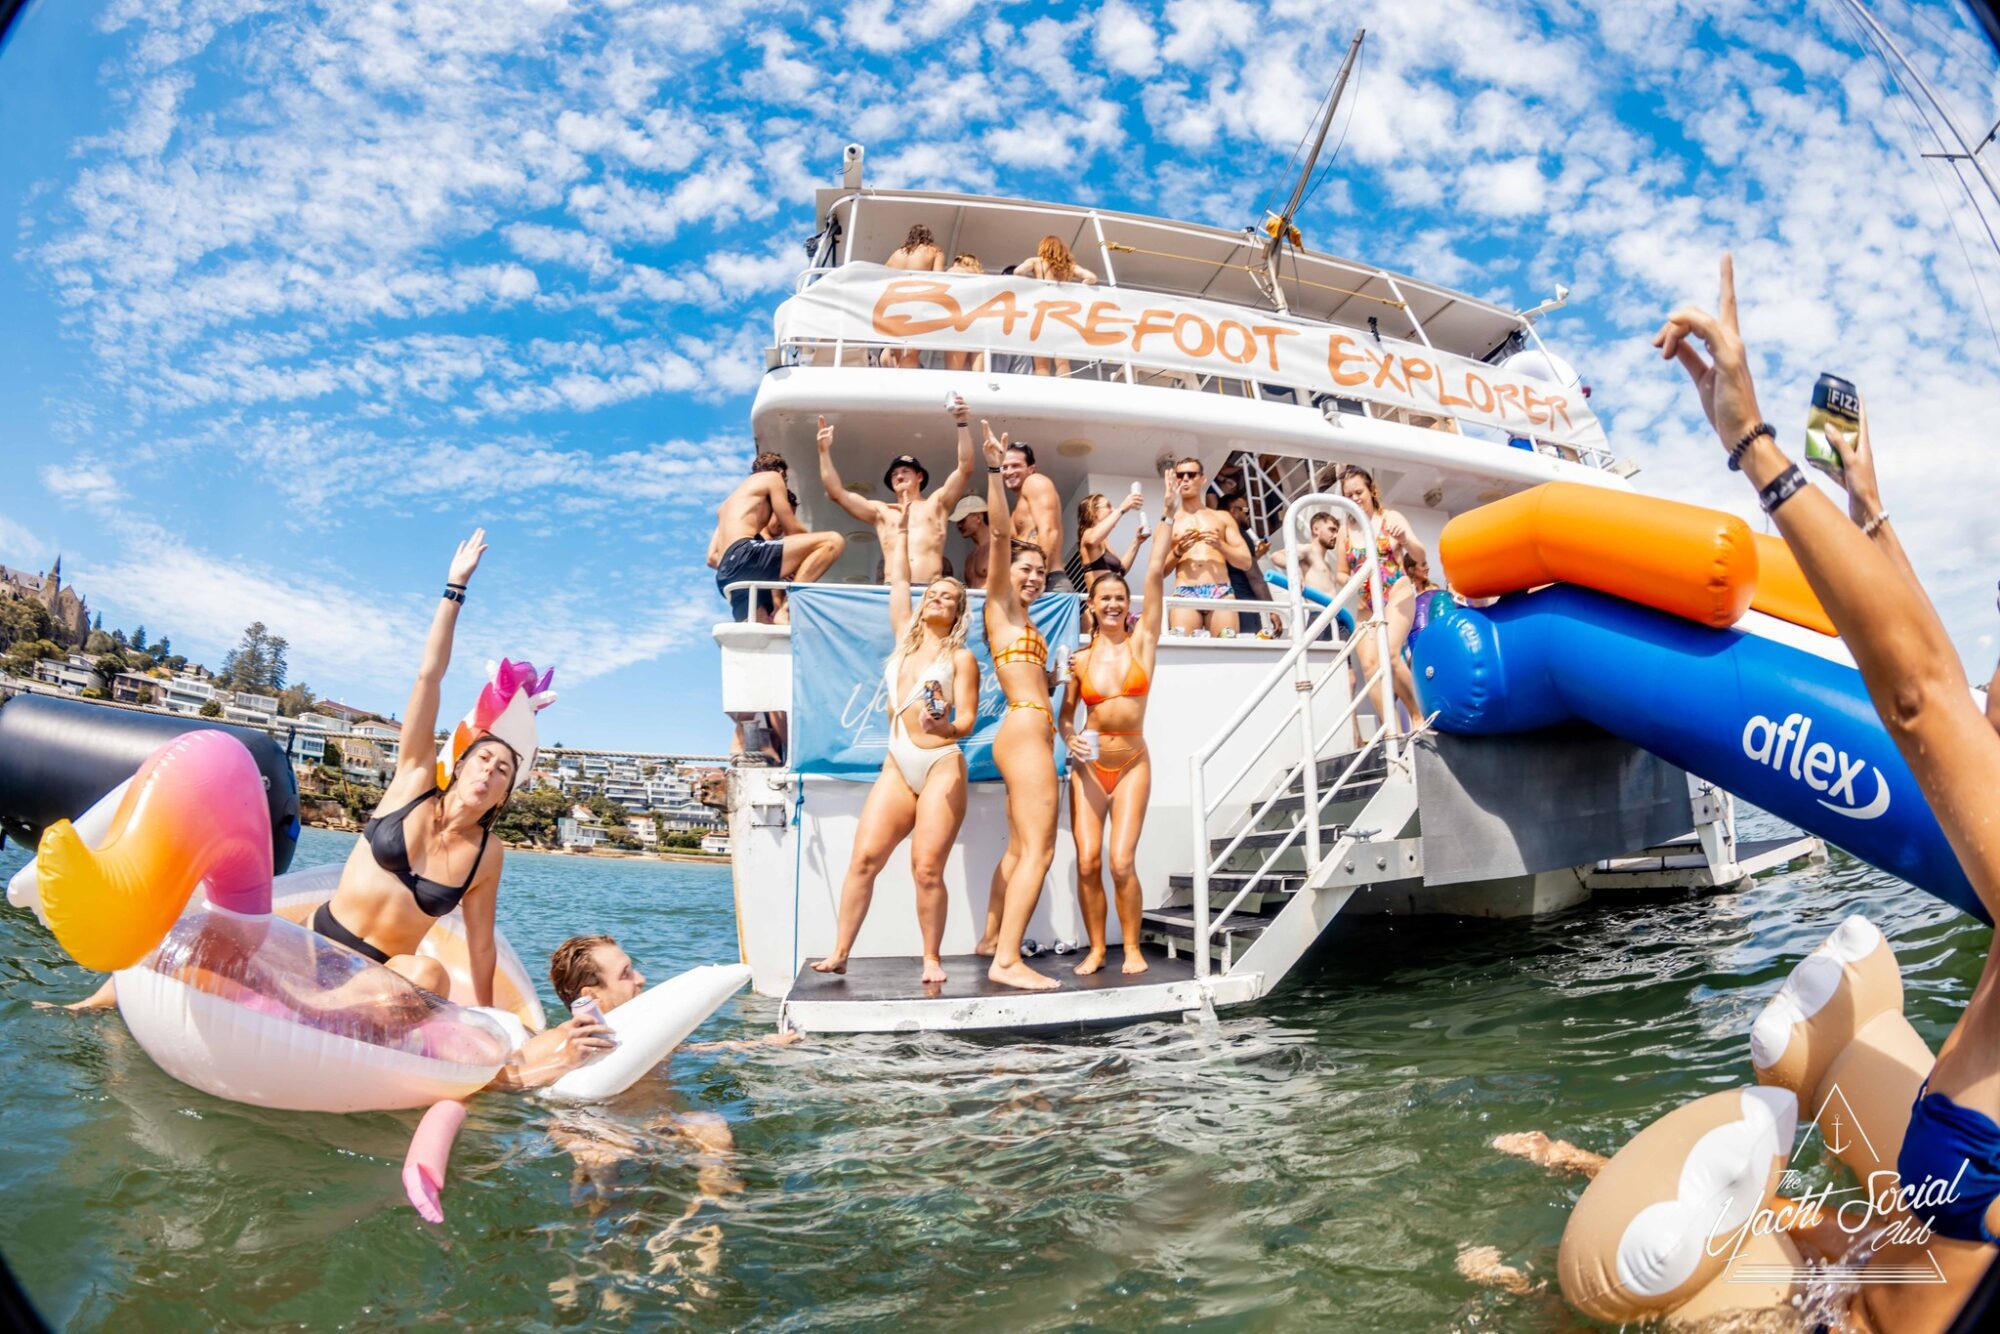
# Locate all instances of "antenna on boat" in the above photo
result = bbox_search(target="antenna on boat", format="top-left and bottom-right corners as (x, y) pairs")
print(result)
(1254, 28), (1365, 314)
(1836, 0), (2000, 218)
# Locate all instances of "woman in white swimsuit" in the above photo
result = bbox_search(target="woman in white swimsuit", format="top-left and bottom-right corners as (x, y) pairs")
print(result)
(811, 509), (980, 985)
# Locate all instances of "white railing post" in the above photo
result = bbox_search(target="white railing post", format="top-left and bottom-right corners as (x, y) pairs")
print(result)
(1091, 212), (1118, 288)
(1188, 754), (1210, 979)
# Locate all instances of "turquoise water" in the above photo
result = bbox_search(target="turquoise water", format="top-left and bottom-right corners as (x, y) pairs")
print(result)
(0, 820), (1987, 1330)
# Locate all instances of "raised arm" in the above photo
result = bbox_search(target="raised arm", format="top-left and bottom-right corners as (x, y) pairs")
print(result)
(933, 394), (976, 512)
(1116, 525), (1149, 575)
(884, 505), (913, 638)
(1656, 255), (2000, 917)
(398, 529), (485, 773)
(982, 422), (1019, 613)
(1140, 469), (1175, 642)
(1082, 492), (1140, 556)
(815, 416), (880, 527)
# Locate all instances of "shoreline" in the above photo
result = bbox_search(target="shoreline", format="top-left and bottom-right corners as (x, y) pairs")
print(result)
(299, 816), (728, 864)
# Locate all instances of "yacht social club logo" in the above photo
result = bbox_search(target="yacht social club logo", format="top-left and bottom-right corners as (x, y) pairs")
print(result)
(1740, 713), (1890, 820)
(1714, 1083), (1957, 1286)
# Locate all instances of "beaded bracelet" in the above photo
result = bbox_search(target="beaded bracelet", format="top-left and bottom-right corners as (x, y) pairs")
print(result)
(1860, 511), (1891, 538)
(1728, 422), (1775, 471)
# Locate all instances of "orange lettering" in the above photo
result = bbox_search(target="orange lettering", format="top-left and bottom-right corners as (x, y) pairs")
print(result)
(1372, 350), (1409, 394)
(1131, 308), (1178, 353)
(1252, 325), (1297, 371)
(1545, 395), (1573, 429)
(1493, 384), (1522, 418)
(1438, 370), (1476, 411)
(872, 280), (964, 338)
(1520, 386), (1547, 426)
(1030, 300), (1086, 342)
(1172, 312), (1216, 358)
(1463, 373), (1495, 413)
(1327, 333), (1370, 387)
(1081, 301), (1133, 348)
(956, 290), (1027, 336)
(1404, 357), (1437, 399)
(1216, 320), (1258, 364)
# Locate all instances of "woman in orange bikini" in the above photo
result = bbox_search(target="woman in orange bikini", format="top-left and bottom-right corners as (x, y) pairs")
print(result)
(975, 420), (1063, 992)
(1336, 465), (1425, 737)
(1059, 469), (1175, 976)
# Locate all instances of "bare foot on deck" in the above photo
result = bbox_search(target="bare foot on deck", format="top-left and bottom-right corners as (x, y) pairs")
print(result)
(1073, 950), (1105, 976)
(973, 936), (998, 958)
(989, 959), (1061, 992)
(809, 955), (847, 975)
(1121, 951), (1149, 976)
(920, 955), (947, 984)
(1456, 1244), (1541, 1295)
(1491, 1130), (1607, 1178)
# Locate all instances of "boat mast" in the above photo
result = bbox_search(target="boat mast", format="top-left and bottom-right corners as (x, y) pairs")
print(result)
(1258, 28), (1365, 314)
(1839, 0), (2000, 218)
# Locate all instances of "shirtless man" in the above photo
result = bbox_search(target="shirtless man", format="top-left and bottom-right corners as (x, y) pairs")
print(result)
(995, 436), (1064, 576)
(1163, 456), (1254, 635)
(1271, 509), (1343, 605)
(883, 224), (945, 367)
(952, 495), (991, 587)
(707, 452), (844, 623)
(815, 393), (975, 584)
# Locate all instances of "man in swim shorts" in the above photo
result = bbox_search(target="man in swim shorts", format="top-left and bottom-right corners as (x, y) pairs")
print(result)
(706, 451), (845, 623)
(1163, 456), (1254, 636)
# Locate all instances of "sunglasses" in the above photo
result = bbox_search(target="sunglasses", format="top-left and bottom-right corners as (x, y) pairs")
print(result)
(1173, 469), (1202, 479)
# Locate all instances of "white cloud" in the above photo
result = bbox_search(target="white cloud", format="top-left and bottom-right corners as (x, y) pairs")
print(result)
(1094, 0), (1161, 78)
(40, 462), (126, 507)
(0, 512), (49, 569)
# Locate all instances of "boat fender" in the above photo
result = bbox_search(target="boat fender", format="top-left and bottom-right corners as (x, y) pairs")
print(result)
(543, 963), (754, 1104)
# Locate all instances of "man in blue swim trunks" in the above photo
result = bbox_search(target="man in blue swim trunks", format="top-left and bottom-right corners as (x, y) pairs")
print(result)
(706, 451), (845, 623)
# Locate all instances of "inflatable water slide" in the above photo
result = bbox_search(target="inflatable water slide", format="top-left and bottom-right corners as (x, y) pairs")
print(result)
(1408, 483), (1986, 923)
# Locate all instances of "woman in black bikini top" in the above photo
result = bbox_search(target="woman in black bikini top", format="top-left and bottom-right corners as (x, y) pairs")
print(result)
(310, 528), (552, 1007)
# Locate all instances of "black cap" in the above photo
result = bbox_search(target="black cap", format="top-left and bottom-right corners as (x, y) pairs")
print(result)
(883, 455), (930, 490)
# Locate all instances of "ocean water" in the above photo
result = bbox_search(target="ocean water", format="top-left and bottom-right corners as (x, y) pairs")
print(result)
(0, 819), (1987, 1331)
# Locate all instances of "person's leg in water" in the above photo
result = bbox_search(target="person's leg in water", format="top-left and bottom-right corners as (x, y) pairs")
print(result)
(811, 766), (917, 975)
(1104, 751), (1153, 975)
(37, 977), (117, 1010)
(1490, 1131), (1606, 1177)
(989, 709), (1060, 992)
(1070, 764), (1112, 976)
(907, 752), (969, 985)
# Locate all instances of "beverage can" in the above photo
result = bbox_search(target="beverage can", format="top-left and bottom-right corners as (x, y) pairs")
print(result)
(1805, 372), (1860, 479)
(1054, 646), (1072, 683)
(923, 679), (947, 719)
(1129, 481), (1143, 496)
(1079, 728), (1100, 760)
(569, 995), (606, 1025)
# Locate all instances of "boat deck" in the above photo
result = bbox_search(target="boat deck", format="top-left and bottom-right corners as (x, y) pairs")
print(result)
(781, 945), (1243, 1035)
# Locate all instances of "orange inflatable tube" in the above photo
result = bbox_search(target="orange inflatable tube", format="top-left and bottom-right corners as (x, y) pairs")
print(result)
(1439, 483), (1833, 634)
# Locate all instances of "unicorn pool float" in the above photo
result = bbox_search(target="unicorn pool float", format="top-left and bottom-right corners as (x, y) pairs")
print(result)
(13, 659), (751, 1220)
(1470, 916), (1991, 1329)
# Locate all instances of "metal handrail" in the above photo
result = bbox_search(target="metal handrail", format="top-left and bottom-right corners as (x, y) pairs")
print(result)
(1184, 494), (1399, 979)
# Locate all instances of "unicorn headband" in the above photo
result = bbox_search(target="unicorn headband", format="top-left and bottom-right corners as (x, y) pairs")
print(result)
(438, 658), (556, 792)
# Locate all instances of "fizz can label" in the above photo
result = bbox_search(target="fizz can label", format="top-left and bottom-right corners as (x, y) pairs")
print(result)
(1805, 373), (1860, 479)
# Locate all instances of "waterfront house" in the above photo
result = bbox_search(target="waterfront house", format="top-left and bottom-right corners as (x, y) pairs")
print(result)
(33, 657), (103, 694)
(159, 676), (216, 714)
(700, 832), (730, 855)
(109, 671), (159, 705)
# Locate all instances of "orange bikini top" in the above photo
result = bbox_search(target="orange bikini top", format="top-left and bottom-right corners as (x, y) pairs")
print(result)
(993, 625), (1048, 668)
(1077, 645), (1150, 706)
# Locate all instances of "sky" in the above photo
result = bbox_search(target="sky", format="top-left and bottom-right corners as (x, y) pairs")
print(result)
(2, 0), (1998, 752)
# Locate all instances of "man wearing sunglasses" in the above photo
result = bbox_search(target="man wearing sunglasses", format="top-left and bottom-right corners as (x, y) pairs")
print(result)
(1163, 457), (1255, 636)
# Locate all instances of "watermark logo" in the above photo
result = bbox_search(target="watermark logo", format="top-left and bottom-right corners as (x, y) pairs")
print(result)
(1740, 713), (1890, 820)
(1714, 1082), (1954, 1286)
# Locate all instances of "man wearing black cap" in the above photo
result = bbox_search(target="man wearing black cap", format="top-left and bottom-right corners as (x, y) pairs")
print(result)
(814, 392), (976, 584)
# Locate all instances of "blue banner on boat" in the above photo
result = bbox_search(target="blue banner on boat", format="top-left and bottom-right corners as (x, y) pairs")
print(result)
(788, 586), (1079, 781)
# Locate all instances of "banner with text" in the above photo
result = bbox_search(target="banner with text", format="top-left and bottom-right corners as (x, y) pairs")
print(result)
(778, 263), (1607, 451)
(789, 585), (1080, 782)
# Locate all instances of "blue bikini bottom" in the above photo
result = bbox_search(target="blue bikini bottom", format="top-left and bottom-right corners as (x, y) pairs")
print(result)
(1897, 1080), (2000, 1243)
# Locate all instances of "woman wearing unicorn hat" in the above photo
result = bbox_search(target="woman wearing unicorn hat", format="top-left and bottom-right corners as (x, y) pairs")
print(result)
(309, 528), (555, 1005)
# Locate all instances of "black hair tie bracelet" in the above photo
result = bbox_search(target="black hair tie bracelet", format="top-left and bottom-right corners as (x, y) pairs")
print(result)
(1728, 422), (1775, 471)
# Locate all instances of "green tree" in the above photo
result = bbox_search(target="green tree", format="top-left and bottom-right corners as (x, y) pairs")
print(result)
(161, 654), (187, 672)
(84, 629), (118, 654)
(278, 682), (317, 717)
(3, 638), (62, 674)
(223, 621), (275, 691)
(94, 653), (128, 680)
(78, 686), (107, 700)
(0, 598), (56, 651)
(91, 611), (102, 631)
(153, 636), (170, 661)
(493, 783), (570, 847)
(130, 626), (147, 654)
(198, 698), (224, 718)
(323, 738), (344, 768)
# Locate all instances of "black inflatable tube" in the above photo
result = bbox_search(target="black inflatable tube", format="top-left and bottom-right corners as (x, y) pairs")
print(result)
(0, 693), (299, 873)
